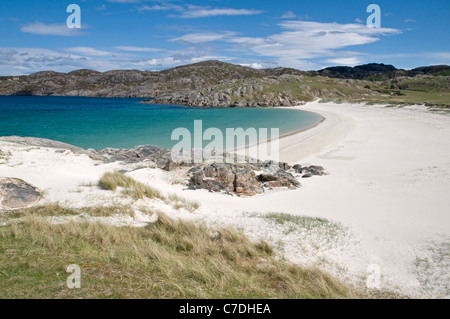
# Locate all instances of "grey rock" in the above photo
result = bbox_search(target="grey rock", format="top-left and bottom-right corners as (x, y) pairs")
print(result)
(259, 160), (279, 174)
(233, 165), (264, 196)
(258, 171), (300, 189)
(0, 136), (85, 153)
(257, 174), (279, 182)
(188, 161), (302, 196)
(188, 163), (263, 196)
(0, 178), (40, 209)
(93, 145), (177, 170)
(279, 162), (291, 170)
(294, 165), (326, 178)
(1, 136), (327, 197)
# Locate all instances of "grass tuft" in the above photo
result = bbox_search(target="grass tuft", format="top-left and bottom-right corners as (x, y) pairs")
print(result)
(99, 172), (200, 212)
(166, 194), (200, 213)
(0, 204), (361, 299)
(98, 171), (134, 191)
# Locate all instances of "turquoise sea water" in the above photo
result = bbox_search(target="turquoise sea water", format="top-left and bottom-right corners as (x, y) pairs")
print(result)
(0, 96), (321, 150)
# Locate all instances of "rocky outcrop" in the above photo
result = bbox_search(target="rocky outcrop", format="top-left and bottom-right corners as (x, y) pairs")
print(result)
(293, 164), (327, 178)
(146, 89), (307, 108)
(257, 171), (300, 189)
(0, 136), (86, 154)
(1, 136), (328, 197)
(92, 145), (176, 171)
(0, 178), (40, 210)
(0, 137), (178, 172)
(188, 163), (264, 196)
(93, 146), (326, 195)
(187, 159), (316, 196)
(145, 76), (310, 107)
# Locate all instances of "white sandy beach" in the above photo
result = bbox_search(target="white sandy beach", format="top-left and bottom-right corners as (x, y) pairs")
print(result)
(1, 101), (449, 298)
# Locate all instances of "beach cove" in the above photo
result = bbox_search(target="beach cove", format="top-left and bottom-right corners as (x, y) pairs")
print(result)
(1, 101), (449, 298)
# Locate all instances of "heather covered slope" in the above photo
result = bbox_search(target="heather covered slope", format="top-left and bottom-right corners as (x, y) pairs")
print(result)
(0, 61), (268, 97)
(1, 60), (449, 107)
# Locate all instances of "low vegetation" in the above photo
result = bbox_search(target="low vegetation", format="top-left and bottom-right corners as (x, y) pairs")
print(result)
(203, 74), (450, 108)
(265, 212), (345, 231)
(4, 61), (447, 108)
(99, 171), (163, 200)
(249, 212), (348, 237)
(0, 148), (12, 163)
(2, 203), (145, 220)
(166, 193), (200, 213)
(0, 205), (361, 298)
(291, 75), (449, 107)
(242, 212), (352, 257)
(99, 171), (200, 213)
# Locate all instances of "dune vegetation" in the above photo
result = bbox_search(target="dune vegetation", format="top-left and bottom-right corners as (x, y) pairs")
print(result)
(0, 204), (363, 299)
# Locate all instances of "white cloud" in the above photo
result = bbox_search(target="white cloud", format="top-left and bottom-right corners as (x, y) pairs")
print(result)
(429, 52), (450, 60)
(20, 22), (84, 36)
(0, 47), (235, 75)
(325, 57), (363, 66)
(0, 48), (120, 75)
(64, 47), (112, 56)
(137, 3), (184, 13)
(171, 32), (236, 44)
(179, 6), (263, 18)
(115, 46), (164, 52)
(279, 11), (296, 19)
(225, 20), (401, 68)
(354, 18), (363, 24)
(4, 18), (410, 74)
(109, 1), (262, 19)
(277, 12), (313, 21)
(239, 63), (264, 69)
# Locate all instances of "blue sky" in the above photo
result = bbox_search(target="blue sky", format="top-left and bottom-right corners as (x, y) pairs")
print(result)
(0, 0), (449, 75)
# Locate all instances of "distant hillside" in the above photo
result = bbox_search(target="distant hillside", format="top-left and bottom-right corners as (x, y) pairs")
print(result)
(0, 60), (449, 107)
(317, 64), (450, 80)
(0, 61), (266, 97)
(317, 63), (397, 80)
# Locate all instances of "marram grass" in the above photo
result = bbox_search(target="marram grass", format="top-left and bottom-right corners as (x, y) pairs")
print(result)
(99, 171), (200, 213)
(0, 204), (362, 299)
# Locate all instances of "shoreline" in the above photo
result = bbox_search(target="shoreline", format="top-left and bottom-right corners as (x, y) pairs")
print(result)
(278, 113), (325, 140)
(1, 101), (449, 298)
(0, 95), (324, 152)
(237, 102), (356, 164)
(278, 103), (356, 163)
(233, 107), (325, 157)
(176, 101), (450, 297)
